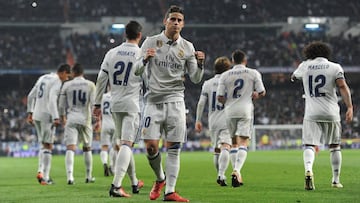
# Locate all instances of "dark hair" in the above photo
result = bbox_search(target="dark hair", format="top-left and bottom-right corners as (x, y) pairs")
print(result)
(164, 5), (184, 19)
(214, 56), (231, 74)
(232, 49), (246, 64)
(126, 20), (142, 40)
(72, 63), (84, 75)
(303, 41), (331, 60)
(57, 64), (71, 74)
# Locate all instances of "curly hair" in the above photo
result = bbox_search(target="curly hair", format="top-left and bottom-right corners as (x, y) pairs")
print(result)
(303, 41), (331, 60)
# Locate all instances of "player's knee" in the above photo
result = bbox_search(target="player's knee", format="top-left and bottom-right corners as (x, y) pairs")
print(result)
(83, 146), (91, 152)
(214, 147), (221, 153)
(146, 144), (158, 156)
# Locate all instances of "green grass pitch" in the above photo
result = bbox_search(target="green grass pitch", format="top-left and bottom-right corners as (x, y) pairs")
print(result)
(1, 150), (359, 203)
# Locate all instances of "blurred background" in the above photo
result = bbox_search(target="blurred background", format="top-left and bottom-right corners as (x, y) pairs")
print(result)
(1, 0), (360, 157)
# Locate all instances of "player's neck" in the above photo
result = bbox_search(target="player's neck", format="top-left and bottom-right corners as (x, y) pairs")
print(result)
(126, 39), (139, 45)
(164, 31), (180, 41)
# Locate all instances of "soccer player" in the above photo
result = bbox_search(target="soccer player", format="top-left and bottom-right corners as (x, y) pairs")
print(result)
(134, 5), (205, 202)
(97, 90), (116, 176)
(195, 56), (234, 186)
(93, 20), (144, 198)
(59, 63), (96, 185)
(291, 41), (353, 190)
(27, 64), (71, 185)
(217, 49), (266, 187)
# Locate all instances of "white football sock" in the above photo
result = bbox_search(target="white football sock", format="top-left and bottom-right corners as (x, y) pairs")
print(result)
(213, 152), (219, 173)
(100, 150), (108, 165)
(109, 148), (116, 170)
(127, 152), (138, 186)
(165, 147), (180, 194)
(112, 145), (131, 187)
(43, 149), (52, 180)
(230, 148), (238, 169)
(234, 146), (248, 174)
(65, 150), (75, 181)
(38, 148), (44, 173)
(330, 146), (342, 183)
(84, 151), (93, 179)
(303, 146), (315, 174)
(218, 148), (230, 180)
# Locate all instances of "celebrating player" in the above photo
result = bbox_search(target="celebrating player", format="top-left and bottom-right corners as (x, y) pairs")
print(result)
(134, 5), (205, 202)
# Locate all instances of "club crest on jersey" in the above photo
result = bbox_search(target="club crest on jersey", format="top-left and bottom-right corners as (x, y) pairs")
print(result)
(178, 49), (184, 58)
(156, 40), (163, 48)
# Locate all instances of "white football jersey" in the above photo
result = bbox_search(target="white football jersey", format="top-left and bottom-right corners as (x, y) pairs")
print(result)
(139, 31), (204, 104)
(95, 42), (142, 113)
(27, 72), (60, 122)
(59, 76), (96, 126)
(217, 64), (265, 119)
(101, 92), (115, 130)
(292, 57), (343, 121)
(196, 74), (227, 131)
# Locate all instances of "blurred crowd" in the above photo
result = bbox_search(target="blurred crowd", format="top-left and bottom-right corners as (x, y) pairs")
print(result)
(1, 28), (360, 70)
(1, 0), (360, 154)
(1, 0), (359, 23)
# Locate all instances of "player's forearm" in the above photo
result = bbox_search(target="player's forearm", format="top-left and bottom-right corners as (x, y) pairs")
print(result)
(94, 71), (108, 105)
(339, 85), (353, 110)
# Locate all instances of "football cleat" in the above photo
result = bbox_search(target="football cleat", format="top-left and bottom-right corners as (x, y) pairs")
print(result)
(305, 171), (315, 190)
(103, 164), (109, 176)
(163, 192), (189, 202)
(67, 180), (74, 185)
(217, 176), (227, 186)
(149, 180), (165, 200)
(231, 171), (243, 187)
(36, 172), (44, 184)
(85, 177), (95, 183)
(331, 182), (343, 188)
(41, 178), (54, 185)
(109, 184), (131, 198)
(108, 166), (114, 176)
(132, 180), (144, 194)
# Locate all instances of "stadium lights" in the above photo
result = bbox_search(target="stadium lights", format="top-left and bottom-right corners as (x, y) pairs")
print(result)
(304, 23), (320, 29)
(111, 24), (125, 29)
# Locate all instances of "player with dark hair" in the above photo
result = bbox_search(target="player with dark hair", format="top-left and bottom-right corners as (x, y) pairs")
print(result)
(217, 49), (266, 187)
(59, 63), (96, 185)
(93, 20), (144, 198)
(27, 63), (71, 185)
(195, 56), (235, 186)
(134, 5), (205, 202)
(291, 41), (353, 190)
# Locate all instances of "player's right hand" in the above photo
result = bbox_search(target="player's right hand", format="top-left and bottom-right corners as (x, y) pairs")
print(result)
(145, 48), (156, 61)
(195, 121), (202, 133)
(26, 113), (34, 125)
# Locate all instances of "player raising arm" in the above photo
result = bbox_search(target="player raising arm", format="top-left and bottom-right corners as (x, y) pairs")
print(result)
(134, 5), (205, 202)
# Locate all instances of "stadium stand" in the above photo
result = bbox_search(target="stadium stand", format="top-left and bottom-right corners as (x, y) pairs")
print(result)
(1, 0), (360, 155)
